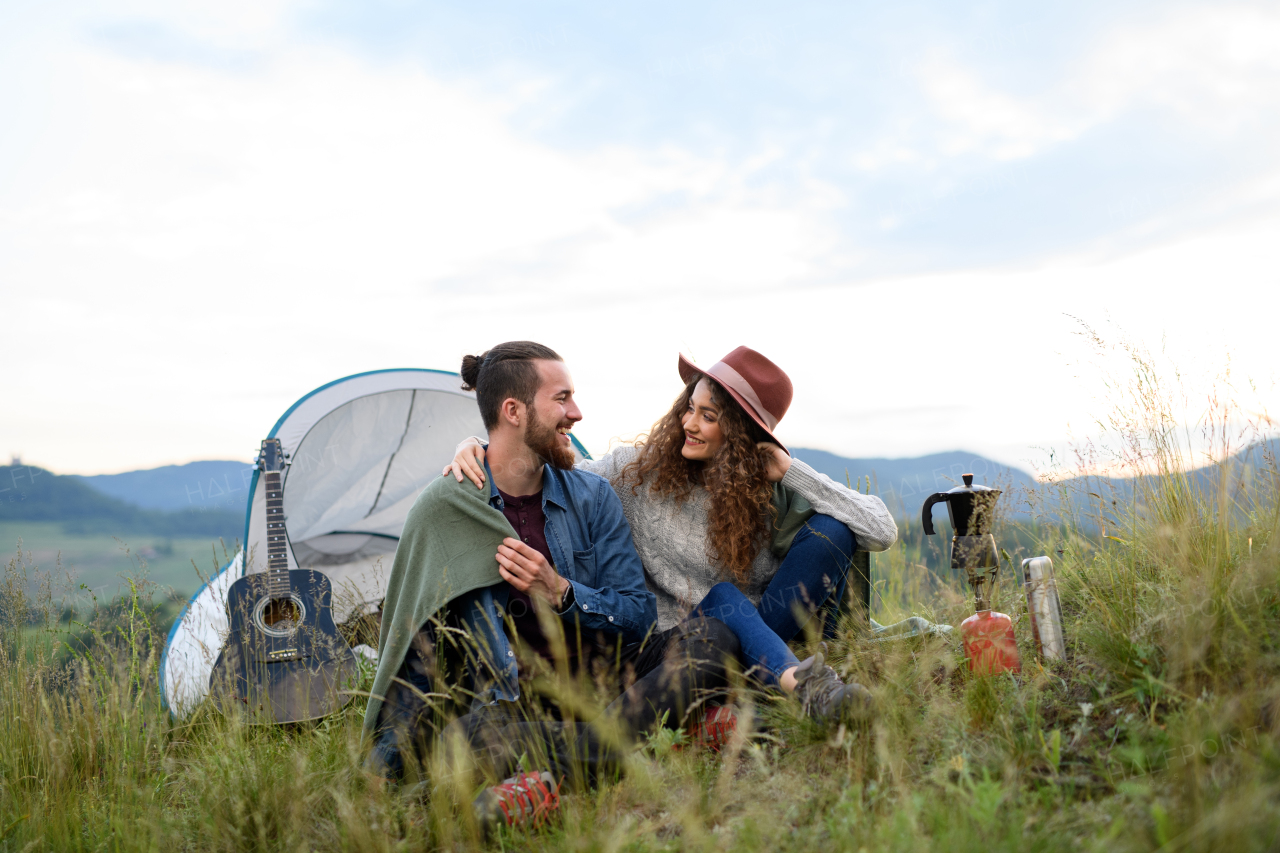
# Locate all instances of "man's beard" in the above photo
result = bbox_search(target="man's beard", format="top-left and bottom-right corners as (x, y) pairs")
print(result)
(525, 407), (577, 470)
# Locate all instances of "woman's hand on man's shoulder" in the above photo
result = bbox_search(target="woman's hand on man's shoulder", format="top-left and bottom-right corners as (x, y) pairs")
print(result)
(443, 436), (488, 489)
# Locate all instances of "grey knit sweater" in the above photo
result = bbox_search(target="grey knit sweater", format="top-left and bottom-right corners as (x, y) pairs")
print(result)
(579, 446), (898, 631)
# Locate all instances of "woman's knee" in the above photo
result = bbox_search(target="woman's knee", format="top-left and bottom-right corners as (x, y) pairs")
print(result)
(697, 582), (753, 622)
(803, 513), (857, 555)
(701, 581), (744, 607)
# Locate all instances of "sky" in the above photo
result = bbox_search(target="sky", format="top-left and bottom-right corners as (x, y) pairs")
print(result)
(3, 1), (1279, 476)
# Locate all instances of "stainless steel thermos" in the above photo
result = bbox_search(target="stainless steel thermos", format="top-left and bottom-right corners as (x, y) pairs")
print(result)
(1021, 556), (1065, 660)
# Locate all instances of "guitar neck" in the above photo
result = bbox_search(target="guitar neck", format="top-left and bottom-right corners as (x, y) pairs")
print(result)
(264, 470), (291, 595)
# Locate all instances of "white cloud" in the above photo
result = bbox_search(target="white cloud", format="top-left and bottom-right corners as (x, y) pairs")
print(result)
(5, 5), (1280, 476)
(894, 5), (1280, 167)
(92, 0), (303, 48)
(918, 59), (1079, 161)
(1083, 5), (1280, 125)
(3, 46), (836, 288)
(1, 44), (841, 472)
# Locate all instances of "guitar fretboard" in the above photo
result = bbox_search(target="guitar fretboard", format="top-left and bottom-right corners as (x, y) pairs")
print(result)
(264, 470), (290, 596)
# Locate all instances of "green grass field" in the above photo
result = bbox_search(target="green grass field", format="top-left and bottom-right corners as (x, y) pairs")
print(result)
(2, 354), (1278, 852)
(0, 521), (232, 609)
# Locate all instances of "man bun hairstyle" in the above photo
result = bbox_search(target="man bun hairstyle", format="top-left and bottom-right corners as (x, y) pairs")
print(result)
(460, 341), (564, 429)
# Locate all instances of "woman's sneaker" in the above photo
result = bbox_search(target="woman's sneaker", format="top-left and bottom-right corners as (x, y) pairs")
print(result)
(472, 771), (560, 833)
(793, 643), (875, 724)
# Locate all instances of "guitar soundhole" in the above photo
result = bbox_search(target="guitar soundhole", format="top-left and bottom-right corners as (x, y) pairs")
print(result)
(264, 598), (300, 627)
(253, 593), (307, 637)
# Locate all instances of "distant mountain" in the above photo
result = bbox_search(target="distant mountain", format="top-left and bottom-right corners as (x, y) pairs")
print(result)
(43, 437), (1275, 541)
(1026, 438), (1280, 518)
(1, 464), (241, 539)
(793, 439), (1279, 524)
(65, 450), (1044, 527)
(791, 448), (1039, 518)
(75, 460), (253, 513)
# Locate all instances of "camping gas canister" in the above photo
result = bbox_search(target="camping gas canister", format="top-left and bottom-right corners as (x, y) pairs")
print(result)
(960, 609), (1021, 675)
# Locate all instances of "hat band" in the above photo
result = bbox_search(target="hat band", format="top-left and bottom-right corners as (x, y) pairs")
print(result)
(707, 361), (779, 431)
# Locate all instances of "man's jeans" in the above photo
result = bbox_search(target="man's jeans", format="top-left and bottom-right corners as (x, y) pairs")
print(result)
(693, 514), (855, 685)
(368, 615), (741, 784)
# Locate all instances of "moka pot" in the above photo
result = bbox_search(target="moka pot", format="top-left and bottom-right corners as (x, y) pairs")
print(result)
(921, 473), (1002, 602)
(922, 473), (1020, 674)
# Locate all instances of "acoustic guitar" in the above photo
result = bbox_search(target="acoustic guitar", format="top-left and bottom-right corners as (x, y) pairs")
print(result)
(210, 438), (358, 722)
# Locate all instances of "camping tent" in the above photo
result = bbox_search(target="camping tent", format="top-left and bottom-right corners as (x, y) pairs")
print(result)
(159, 368), (588, 717)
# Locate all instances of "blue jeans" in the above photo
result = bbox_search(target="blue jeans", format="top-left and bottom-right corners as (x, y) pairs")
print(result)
(692, 514), (856, 686)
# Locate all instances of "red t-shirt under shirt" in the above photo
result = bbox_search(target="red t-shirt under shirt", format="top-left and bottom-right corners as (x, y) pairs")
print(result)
(497, 488), (569, 662)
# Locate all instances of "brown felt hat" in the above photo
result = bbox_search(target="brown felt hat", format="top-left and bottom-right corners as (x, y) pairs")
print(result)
(678, 346), (793, 454)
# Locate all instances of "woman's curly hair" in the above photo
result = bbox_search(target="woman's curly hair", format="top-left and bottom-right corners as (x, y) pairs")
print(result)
(619, 375), (776, 584)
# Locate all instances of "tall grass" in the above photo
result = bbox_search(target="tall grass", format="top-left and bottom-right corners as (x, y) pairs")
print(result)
(3, 342), (1279, 851)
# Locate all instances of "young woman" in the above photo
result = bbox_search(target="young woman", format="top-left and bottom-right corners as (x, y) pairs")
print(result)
(446, 346), (899, 723)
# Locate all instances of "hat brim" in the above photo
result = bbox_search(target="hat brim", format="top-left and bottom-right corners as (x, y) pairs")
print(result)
(677, 353), (789, 455)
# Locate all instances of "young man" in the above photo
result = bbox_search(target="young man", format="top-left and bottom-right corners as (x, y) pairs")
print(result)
(365, 341), (741, 829)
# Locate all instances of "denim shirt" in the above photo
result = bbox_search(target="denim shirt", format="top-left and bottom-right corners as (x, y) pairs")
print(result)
(453, 459), (656, 706)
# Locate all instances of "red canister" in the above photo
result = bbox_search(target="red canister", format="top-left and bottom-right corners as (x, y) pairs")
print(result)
(960, 609), (1021, 675)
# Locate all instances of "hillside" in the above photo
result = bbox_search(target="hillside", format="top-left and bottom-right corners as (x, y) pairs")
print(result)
(792, 440), (1279, 525)
(69, 450), (1037, 527)
(791, 447), (1039, 517)
(43, 438), (1276, 542)
(1, 464), (242, 540)
(74, 460), (253, 513)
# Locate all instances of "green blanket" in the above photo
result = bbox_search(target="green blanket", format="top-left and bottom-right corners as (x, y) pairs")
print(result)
(362, 475), (515, 736)
(769, 482), (817, 557)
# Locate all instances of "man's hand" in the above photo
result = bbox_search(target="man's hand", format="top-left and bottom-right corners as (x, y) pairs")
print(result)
(758, 441), (793, 483)
(496, 537), (570, 606)
(443, 437), (488, 488)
